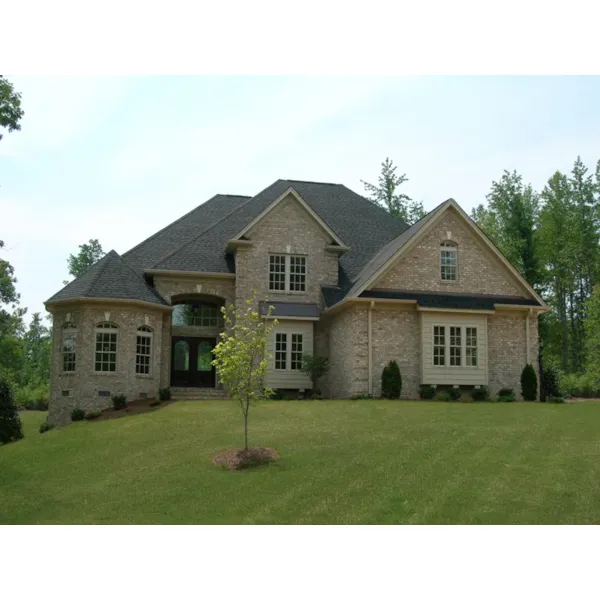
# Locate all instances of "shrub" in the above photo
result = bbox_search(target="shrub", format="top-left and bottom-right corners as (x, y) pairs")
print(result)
(85, 411), (101, 420)
(471, 386), (490, 402)
(14, 383), (50, 410)
(541, 365), (560, 400)
(547, 396), (565, 404)
(498, 387), (513, 397)
(498, 392), (516, 402)
(270, 389), (284, 400)
(521, 364), (538, 401)
(301, 355), (330, 390)
(71, 408), (85, 421)
(39, 420), (54, 433)
(434, 391), (452, 402)
(351, 393), (371, 400)
(149, 399), (161, 407)
(459, 395), (474, 403)
(0, 376), (24, 445)
(560, 373), (599, 398)
(381, 360), (402, 399)
(419, 385), (436, 400)
(112, 394), (127, 410)
(158, 387), (171, 402)
(448, 387), (461, 402)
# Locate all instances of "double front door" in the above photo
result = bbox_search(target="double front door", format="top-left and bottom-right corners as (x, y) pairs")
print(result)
(171, 336), (216, 387)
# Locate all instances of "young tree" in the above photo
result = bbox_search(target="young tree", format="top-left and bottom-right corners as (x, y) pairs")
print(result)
(212, 292), (278, 451)
(66, 239), (105, 282)
(300, 354), (329, 392)
(362, 158), (425, 225)
(0, 76), (24, 142)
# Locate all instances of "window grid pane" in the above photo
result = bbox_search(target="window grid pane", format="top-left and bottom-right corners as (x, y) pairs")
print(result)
(466, 327), (477, 367)
(62, 329), (77, 372)
(289, 256), (306, 292)
(450, 326), (462, 366)
(275, 333), (287, 369)
(291, 334), (303, 370)
(433, 325), (445, 366)
(441, 247), (457, 281)
(269, 255), (286, 291)
(136, 334), (152, 374)
(95, 331), (117, 372)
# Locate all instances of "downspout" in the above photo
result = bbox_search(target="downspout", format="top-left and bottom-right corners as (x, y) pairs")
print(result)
(368, 300), (374, 396)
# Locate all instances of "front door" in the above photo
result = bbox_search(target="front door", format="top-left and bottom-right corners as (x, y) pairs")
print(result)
(171, 337), (217, 387)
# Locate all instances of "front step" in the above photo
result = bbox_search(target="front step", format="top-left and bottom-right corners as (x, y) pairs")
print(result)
(171, 387), (227, 401)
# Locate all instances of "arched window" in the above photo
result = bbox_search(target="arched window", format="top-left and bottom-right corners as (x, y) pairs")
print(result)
(95, 322), (118, 372)
(62, 323), (77, 372)
(440, 241), (458, 281)
(136, 326), (153, 375)
(172, 302), (221, 327)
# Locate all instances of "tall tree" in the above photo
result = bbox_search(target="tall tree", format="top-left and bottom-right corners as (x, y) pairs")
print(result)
(471, 170), (540, 287)
(362, 158), (425, 225)
(66, 239), (105, 282)
(0, 76), (24, 142)
(23, 313), (52, 386)
(584, 284), (600, 378)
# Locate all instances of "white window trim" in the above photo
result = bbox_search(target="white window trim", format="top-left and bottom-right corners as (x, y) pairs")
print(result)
(432, 324), (479, 370)
(274, 331), (304, 371)
(269, 253), (307, 293)
(440, 241), (458, 282)
(136, 326), (153, 376)
(94, 322), (119, 373)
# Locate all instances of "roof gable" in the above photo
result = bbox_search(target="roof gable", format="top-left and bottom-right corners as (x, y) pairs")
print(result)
(231, 187), (347, 247)
(343, 198), (545, 307)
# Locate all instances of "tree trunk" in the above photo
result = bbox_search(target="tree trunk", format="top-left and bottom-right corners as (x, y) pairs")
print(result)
(244, 408), (249, 451)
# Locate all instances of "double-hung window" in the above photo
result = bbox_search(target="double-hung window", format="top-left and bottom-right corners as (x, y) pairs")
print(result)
(274, 332), (304, 371)
(269, 254), (307, 292)
(62, 323), (77, 372)
(440, 241), (457, 281)
(95, 322), (118, 372)
(136, 326), (153, 375)
(433, 325), (478, 369)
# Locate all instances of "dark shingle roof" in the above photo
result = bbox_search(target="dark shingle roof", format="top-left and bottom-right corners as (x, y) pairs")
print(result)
(354, 289), (542, 310)
(46, 250), (169, 307)
(142, 179), (409, 279)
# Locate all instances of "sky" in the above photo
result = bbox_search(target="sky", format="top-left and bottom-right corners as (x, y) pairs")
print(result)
(2, 75), (600, 323)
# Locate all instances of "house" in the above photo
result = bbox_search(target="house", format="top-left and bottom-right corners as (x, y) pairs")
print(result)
(45, 179), (548, 424)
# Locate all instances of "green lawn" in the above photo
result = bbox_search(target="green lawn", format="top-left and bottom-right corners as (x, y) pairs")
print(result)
(2, 401), (600, 524)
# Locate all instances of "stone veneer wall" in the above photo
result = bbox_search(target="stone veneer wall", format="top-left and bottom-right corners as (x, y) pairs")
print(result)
(235, 195), (338, 309)
(371, 308), (421, 398)
(48, 303), (167, 425)
(487, 311), (539, 399)
(376, 208), (524, 296)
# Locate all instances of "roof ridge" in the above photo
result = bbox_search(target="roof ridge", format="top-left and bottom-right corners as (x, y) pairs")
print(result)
(109, 250), (168, 304)
(122, 193), (248, 260)
(285, 179), (342, 186)
(150, 181), (284, 270)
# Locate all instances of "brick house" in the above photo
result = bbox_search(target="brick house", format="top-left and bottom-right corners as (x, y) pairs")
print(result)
(45, 179), (548, 423)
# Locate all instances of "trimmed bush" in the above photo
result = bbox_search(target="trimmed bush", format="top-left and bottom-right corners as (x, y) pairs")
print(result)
(434, 391), (452, 402)
(499, 392), (516, 402)
(381, 361), (402, 399)
(547, 396), (565, 404)
(521, 364), (538, 401)
(419, 385), (436, 400)
(498, 387), (513, 397)
(85, 411), (101, 420)
(300, 355), (330, 390)
(112, 394), (127, 410)
(158, 387), (171, 402)
(39, 420), (54, 434)
(351, 393), (371, 400)
(541, 365), (560, 400)
(471, 387), (490, 402)
(149, 399), (161, 407)
(71, 408), (85, 421)
(0, 377), (24, 445)
(448, 387), (461, 402)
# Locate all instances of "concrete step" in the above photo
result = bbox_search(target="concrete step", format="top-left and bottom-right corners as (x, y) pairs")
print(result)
(171, 387), (227, 400)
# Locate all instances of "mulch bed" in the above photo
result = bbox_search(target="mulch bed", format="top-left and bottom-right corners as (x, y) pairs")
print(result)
(91, 398), (175, 422)
(211, 447), (280, 471)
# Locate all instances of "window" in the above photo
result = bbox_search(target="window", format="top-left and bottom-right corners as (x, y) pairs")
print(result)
(466, 327), (478, 367)
(289, 256), (307, 292)
(433, 326), (445, 366)
(291, 334), (303, 370)
(275, 333), (287, 369)
(441, 241), (457, 281)
(62, 323), (77, 372)
(450, 326), (462, 366)
(269, 254), (307, 292)
(136, 326), (152, 375)
(269, 255), (286, 291)
(172, 303), (220, 327)
(95, 322), (118, 372)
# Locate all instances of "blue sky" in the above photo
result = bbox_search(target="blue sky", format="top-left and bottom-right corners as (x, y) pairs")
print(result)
(2, 76), (600, 322)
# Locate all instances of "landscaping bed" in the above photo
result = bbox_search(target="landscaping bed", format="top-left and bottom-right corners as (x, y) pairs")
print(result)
(92, 398), (174, 421)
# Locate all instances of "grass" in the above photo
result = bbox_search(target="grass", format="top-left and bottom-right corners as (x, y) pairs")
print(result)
(2, 401), (600, 524)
